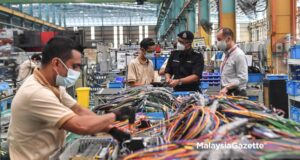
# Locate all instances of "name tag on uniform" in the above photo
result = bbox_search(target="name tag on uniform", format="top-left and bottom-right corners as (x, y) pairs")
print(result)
(173, 60), (180, 63)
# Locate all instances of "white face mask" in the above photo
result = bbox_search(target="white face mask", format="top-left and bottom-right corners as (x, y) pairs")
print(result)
(55, 59), (81, 87)
(145, 51), (154, 59)
(217, 40), (227, 51)
(177, 42), (185, 51)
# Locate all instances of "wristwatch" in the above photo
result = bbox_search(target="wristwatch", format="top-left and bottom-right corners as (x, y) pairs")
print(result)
(178, 79), (182, 86)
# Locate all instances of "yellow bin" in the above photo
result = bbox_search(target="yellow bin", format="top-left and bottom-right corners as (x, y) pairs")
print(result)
(76, 87), (90, 109)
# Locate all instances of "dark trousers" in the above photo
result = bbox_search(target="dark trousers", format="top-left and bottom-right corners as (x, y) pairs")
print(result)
(227, 88), (247, 96)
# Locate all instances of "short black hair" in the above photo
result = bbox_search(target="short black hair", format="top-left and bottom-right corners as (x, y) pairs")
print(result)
(41, 36), (78, 65)
(31, 54), (41, 61)
(219, 27), (234, 39)
(140, 38), (155, 50)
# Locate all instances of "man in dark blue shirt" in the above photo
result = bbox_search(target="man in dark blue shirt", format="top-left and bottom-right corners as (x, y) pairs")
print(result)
(165, 31), (204, 92)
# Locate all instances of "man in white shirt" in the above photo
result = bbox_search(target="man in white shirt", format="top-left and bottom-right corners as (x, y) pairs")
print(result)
(217, 27), (248, 96)
(17, 54), (41, 82)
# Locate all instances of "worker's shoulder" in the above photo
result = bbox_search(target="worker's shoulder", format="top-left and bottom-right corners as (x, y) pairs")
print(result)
(129, 57), (139, 64)
(236, 47), (246, 55)
(18, 76), (50, 97)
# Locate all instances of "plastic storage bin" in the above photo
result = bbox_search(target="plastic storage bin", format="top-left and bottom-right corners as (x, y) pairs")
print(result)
(290, 106), (300, 122)
(286, 81), (300, 96)
(143, 112), (165, 120)
(248, 73), (264, 83)
(200, 82), (209, 90)
(266, 74), (288, 80)
(76, 87), (90, 109)
(287, 81), (295, 95)
(172, 91), (193, 97)
(201, 72), (221, 87)
(114, 76), (125, 83)
(108, 82), (124, 88)
(290, 45), (300, 59)
(248, 96), (258, 101)
(152, 57), (168, 70)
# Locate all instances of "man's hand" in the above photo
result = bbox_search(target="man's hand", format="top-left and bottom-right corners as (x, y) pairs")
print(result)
(219, 87), (228, 96)
(112, 106), (134, 121)
(108, 127), (131, 142)
(169, 79), (179, 88)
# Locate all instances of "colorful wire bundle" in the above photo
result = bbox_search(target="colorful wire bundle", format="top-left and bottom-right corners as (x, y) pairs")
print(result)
(165, 106), (220, 142)
(123, 95), (300, 160)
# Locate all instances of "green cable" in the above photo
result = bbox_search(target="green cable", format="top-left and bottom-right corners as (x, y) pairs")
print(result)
(259, 152), (300, 160)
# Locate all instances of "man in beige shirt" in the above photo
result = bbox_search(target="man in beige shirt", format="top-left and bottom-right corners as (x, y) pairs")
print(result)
(8, 37), (132, 160)
(127, 38), (156, 87)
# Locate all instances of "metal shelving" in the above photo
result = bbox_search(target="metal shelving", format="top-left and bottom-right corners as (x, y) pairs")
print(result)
(288, 95), (300, 102)
(288, 59), (300, 65)
(287, 56), (300, 119)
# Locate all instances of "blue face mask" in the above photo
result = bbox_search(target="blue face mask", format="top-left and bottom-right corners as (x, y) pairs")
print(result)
(56, 59), (81, 87)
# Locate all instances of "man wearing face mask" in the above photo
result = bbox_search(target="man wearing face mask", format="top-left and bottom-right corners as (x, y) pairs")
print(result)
(165, 31), (204, 92)
(8, 37), (132, 160)
(127, 38), (155, 87)
(217, 27), (248, 96)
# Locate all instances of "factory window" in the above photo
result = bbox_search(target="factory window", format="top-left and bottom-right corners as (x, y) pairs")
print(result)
(145, 25), (149, 38)
(91, 26), (95, 40)
(114, 26), (118, 48)
(119, 26), (123, 45)
(139, 26), (143, 43)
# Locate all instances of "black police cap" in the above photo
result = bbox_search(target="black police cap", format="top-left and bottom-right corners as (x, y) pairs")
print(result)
(177, 31), (194, 41)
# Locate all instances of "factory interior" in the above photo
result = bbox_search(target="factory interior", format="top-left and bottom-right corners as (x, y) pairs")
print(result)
(1, 0), (300, 159)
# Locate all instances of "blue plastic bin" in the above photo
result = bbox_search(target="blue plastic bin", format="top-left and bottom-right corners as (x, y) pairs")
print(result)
(114, 76), (125, 83)
(287, 81), (300, 96)
(287, 80), (295, 95)
(290, 106), (295, 121)
(248, 96), (258, 101)
(248, 73), (264, 83)
(152, 57), (168, 70)
(108, 82), (123, 88)
(266, 74), (288, 80)
(290, 45), (300, 59)
(290, 106), (299, 122)
(200, 82), (209, 90)
(144, 112), (165, 120)
(215, 51), (223, 60)
(172, 91), (192, 97)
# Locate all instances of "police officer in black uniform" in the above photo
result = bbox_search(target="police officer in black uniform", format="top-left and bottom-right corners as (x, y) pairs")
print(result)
(165, 31), (204, 92)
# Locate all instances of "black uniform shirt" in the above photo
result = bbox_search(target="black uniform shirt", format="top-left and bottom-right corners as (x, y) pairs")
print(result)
(165, 49), (204, 91)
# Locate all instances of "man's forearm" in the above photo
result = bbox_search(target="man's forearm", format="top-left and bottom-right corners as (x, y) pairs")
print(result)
(62, 113), (116, 135)
(225, 78), (241, 89)
(72, 104), (96, 116)
(179, 74), (199, 84)
(128, 81), (143, 87)
(225, 83), (238, 90)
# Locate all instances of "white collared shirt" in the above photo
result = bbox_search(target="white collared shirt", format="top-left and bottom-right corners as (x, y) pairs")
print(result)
(220, 45), (248, 89)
